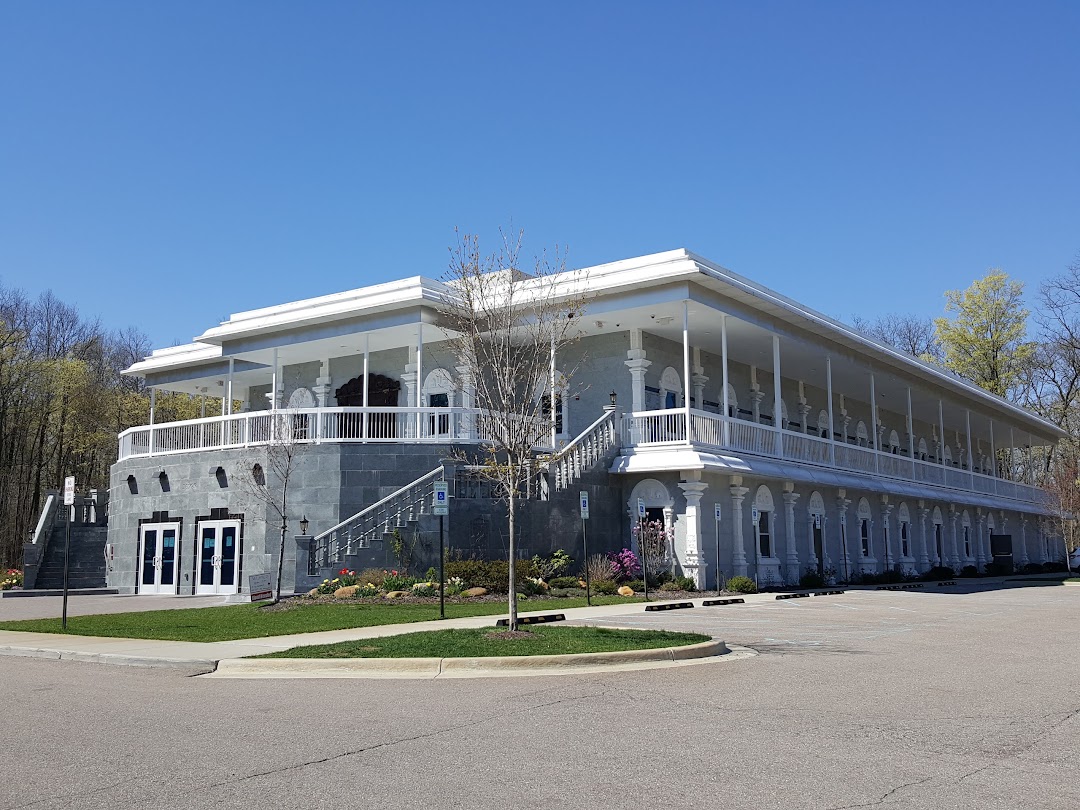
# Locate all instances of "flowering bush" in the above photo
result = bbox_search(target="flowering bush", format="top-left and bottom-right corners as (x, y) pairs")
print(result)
(336, 568), (359, 587)
(532, 549), (573, 581)
(1, 568), (23, 590)
(315, 578), (339, 595)
(411, 581), (439, 597)
(383, 570), (419, 591)
(632, 519), (671, 574)
(607, 549), (641, 581)
(445, 576), (465, 596)
(355, 582), (379, 598)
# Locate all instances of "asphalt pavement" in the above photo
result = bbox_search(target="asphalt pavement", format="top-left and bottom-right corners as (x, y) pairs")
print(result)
(2, 584), (1078, 809)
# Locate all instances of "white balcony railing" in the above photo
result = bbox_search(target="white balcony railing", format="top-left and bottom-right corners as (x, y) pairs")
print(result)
(622, 408), (1045, 507)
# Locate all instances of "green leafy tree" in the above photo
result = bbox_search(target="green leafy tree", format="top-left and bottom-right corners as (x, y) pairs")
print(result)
(934, 271), (1036, 398)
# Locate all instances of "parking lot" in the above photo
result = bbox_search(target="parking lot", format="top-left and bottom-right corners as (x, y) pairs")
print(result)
(2, 583), (1079, 809)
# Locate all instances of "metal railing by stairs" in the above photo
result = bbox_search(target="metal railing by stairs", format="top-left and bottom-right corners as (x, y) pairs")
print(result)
(310, 466), (445, 569)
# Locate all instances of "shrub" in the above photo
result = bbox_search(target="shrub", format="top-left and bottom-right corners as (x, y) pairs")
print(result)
(592, 579), (618, 595)
(984, 562), (1011, 577)
(357, 568), (387, 587)
(878, 568), (904, 584)
(586, 554), (616, 585)
(355, 582), (379, 598)
(624, 579), (645, 593)
(550, 587), (586, 597)
(960, 565), (980, 578)
(444, 576), (466, 596)
(645, 569), (673, 588)
(519, 577), (547, 596)
(726, 575), (757, 594)
(799, 570), (826, 589)
(673, 576), (696, 592)
(1020, 562), (1045, 575)
(658, 581), (680, 592)
(383, 571), (419, 591)
(443, 558), (536, 593)
(532, 549), (573, 581)
(922, 566), (955, 581)
(1044, 560), (1068, 573)
(549, 576), (580, 589)
(607, 548), (641, 581)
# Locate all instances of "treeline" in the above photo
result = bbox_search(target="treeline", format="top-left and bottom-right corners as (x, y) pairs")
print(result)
(853, 258), (1080, 548)
(0, 284), (208, 567)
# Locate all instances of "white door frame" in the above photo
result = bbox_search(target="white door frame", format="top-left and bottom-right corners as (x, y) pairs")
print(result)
(138, 522), (181, 595)
(195, 519), (242, 595)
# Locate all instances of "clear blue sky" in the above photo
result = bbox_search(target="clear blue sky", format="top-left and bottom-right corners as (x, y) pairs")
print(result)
(2, 1), (1077, 350)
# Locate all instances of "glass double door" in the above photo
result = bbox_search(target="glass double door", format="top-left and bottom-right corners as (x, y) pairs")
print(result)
(196, 520), (241, 595)
(139, 522), (180, 595)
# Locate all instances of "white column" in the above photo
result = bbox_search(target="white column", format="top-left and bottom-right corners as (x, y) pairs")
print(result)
(550, 336), (557, 448)
(917, 502), (930, 571)
(148, 387), (156, 457)
(797, 380), (811, 434)
(782, 485), (800, 584)
(880, 497), (894, 572)
(939, 400), (947, 469)
(416, 320), (424, 439)
(625, 328), (650, 413)
(949, 506), (961, 569)
(826, 356), (836, 466)
(1014, 512), (1027, 565)
(226, 358), (235, 416)
(966, 409), (974, 485)
(836, 491), (851, 582)
(976, 510), (987, 567)
(457, 363), (475, 440)
(989, 419), (997, 480)
(312, 358), (332, 408)
(721, 314), (730, 445)
(906, 387), (915, 477)
(679, 472), (708, 589)
(870, 371), (879, 472)
(772, 334), (783, 456)
(691, 348), (708, 413)
(730, 477), (749, 577)
(270, 347), (279, 410)
(683, 300), (692, 444)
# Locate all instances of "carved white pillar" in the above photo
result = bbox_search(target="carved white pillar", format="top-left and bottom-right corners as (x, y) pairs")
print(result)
(730, 479), (749, 577)
(782, 486), (800, 584)
(976, 510), (987, 567)
(918, 504), (931, 571)
(402, 348), (419, 438)
(750, 387), (764, 423)
(798, 400), (811, 435)
(457, 364), (476, 439)
(880, 498), (894, 572)
(625, 329), (651, 413)
(678, 473), (709, 589)
(312, 359), (333, 407)
(949, 506), (962, 569)
(836, 491), (851, 581)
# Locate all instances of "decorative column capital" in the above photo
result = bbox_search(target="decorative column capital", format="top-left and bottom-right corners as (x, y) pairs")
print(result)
(678, 480), (709, 504)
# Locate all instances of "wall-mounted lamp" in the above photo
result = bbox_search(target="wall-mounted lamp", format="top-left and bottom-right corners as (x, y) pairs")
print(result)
(300, 515), (309, 535)
(609, 390), (617, 406)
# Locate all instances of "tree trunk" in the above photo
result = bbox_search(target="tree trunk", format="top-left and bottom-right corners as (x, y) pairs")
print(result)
(507, 487), (518, 631)
(274, 477), (289, 604)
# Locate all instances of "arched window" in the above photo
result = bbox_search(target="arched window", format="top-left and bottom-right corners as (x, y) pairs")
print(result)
(858, 498), (873, 558)
(817, 409), (830, 439)
(723, 383), (739, 418)
(423, 369), (456, 437)
(962, 510), (972, 558)
(659, 367), (682, 410)
(944, 445), (953, 466)
(918, 437), (928, 462)
(808, 491), (826, 565)
(856, 421), (869, 448)
(889, 429), (901, 454)
(898, 502), (911, 558)
(987, 512), (996, 557)
(754, 485), (775, 558)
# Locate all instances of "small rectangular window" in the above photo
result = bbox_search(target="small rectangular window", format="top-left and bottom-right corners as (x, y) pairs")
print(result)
(758, 512), (771, 558)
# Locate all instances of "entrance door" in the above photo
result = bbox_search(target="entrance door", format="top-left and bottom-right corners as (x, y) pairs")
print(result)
(139, 522), (180, 595)
(196, 520), (241, 595)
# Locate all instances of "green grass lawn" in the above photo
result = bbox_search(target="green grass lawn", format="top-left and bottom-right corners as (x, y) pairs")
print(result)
(0, 596), (644, 643)
(257, 625), (711, 659)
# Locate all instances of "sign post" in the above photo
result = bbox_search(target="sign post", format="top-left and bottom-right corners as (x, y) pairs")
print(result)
(714, 503), (722, 593)
(433, 482), (449, 619)
(579, 491), (591, 605)
(751, 504), (760, 590)
(637, 497), (648, 602)
(61, 476), (75, 630)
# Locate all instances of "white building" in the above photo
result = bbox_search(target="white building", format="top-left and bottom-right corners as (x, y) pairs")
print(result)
(110, 249), (1064, 595)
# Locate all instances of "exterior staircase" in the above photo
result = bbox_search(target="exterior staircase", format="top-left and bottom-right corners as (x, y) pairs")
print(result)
(21, 491), (110, 591)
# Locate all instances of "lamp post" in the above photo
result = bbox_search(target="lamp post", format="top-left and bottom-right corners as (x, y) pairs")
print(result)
(299, 515), (309, 536)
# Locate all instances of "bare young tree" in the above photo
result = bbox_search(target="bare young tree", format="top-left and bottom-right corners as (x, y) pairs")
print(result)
(438, 228), (587, 630)
(851, 313), (943, 363)
(237, 411), (305, 603)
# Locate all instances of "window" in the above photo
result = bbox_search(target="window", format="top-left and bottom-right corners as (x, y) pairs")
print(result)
(758, 511), (772, 558)
(963, 526), (971, 557)
(540, 394), (564, 434)
(900, 521), (910, 557)
(665, 391), (677, 409)
(860, 519), (870, 557)
(935, 523), (944, 563)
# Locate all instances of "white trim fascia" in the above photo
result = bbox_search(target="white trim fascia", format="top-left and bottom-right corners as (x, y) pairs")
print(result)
(195, 276), (447, 345)
(124, 343), (222, 377)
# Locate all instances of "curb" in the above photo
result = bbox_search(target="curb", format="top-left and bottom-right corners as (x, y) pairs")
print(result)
(208, 639), (729, 679)
(0, 645), (216, 673)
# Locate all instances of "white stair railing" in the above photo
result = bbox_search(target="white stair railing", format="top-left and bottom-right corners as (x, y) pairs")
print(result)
(549, 409), (619, 492)
(309, 466), (444, 571)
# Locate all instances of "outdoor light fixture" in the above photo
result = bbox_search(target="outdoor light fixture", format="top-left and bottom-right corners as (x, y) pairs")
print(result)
(609, 390), (617, 406)
(300, 515), (309, 535)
